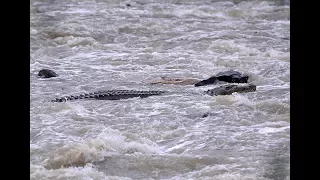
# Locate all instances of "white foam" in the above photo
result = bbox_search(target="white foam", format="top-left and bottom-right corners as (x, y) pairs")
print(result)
(210, 92), (254, 107)
(232, 93), (255, 106)
(172, 7), (227, 19)
(207, 40), (261, 56)
(263, 49), (290, 61)
(258, 126), (289, 134)
(53, 36), (98, 48)
(174, 164), (272, 180)
(165, 140), (194, 153)
(31, 164), (132, 180)
(43, 127), (162, 169)
(256, 100), (290, 115)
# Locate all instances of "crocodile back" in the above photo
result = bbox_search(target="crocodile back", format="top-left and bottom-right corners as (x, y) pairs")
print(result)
(51, 90), (168, 102)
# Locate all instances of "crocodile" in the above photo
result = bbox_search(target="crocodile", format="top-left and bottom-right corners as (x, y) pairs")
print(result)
(51, 84), (256, 102)
(51, 90), (168, 102)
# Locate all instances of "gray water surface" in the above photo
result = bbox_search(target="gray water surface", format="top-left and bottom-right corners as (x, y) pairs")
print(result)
(30, 0), (290, 179)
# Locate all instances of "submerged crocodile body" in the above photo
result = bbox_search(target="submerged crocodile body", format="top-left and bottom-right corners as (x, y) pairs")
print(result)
(51, 84), (256, 102)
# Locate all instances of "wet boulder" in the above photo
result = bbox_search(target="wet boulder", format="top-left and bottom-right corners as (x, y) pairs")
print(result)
(195, 70), (248, 87)
(202, 113), (209, 118)
(38, 69), (58, 78)
(205, 84), (256, 96)
(194, 76), (218, 87)
(216, 70), (249, 83)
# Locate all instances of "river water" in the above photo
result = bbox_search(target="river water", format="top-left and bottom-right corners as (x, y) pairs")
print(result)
(30, 0), (290, 179)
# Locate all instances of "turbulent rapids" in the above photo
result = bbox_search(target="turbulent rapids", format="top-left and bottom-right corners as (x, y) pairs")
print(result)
(31, 0), (290, 179)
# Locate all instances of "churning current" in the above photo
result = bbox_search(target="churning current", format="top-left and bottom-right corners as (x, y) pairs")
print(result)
(30, 0), (290, 179)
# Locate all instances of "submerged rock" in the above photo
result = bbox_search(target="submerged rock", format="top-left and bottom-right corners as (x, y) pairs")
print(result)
(205, 84), (256, 96)
(195, 70), (248, 87)
(150, 77), (199, 85)
(38, 69), (58, 78)
(202, 113), (209, 118)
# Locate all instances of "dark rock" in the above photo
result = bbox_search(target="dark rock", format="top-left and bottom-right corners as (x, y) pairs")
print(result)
(194, 76), (218, 87)
(205, 84), (256, 96)
(216, 70), (248, 83)
(202, 114), (209, 118)
(126, 3), (131, 7)
(38, 69), (57, 78)
(195, 70), (248, 87)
